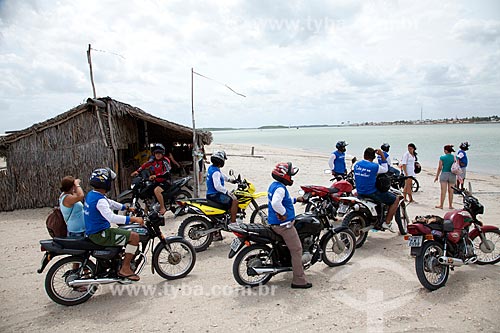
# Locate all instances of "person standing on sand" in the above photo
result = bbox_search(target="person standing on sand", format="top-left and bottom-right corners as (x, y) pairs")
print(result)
(328, 141), (348, 180)
(456, 142), (470, 191)
(401, 143), (417, 203)
(59, 176), (85, 238)
(434, 144), (457, 209)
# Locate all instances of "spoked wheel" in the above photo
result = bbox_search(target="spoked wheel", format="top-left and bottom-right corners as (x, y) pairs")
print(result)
(177, 215), (214, 252)
(411, 177), (419, 193)
(250, 203), (268, 225)
(342, 212), (369, 248)
(153, 239), (197, 279)
(45, 256), (97, 306)
(394, 203), (410, 235)
(233, 244), (274, 287)
(321, 228), (356, 267)
(415, 241), (449, 291)
(471, 230), (500, 265)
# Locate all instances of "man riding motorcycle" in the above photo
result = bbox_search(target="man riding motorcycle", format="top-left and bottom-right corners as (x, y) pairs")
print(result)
(328, 141), (348, 179)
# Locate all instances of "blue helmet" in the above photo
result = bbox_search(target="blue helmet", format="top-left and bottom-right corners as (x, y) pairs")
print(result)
(89, 168), (116, 191)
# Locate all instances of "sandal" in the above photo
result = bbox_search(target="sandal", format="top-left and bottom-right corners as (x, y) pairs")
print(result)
(118, 272), (140, 281)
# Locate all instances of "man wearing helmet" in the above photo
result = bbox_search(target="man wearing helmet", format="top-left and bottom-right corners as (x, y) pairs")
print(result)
(456, 142), (469, 190)
(354, 148), (399, 231)
(268, 162), (311, 289)
(378, 143), (400, 176)
(328, 141), (348, 179)
(206, 150), (238, 240)
(84, 168), (144, 281)
(131, 143), (172, 215)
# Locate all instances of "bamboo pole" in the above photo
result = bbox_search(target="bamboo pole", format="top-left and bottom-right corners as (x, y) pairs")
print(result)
(191, 68), (200, 197)
(87, 44), (97, 98)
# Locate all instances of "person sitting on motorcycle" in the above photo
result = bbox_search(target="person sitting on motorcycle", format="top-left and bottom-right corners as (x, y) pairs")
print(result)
(206, 150), (238, 240)
(131, 143), (172, 215)
(84, 168), (144, 281)
(268, 162), (311, 289)
(328, 141), (348, 180)
(354, 147), (399, 231)
(379, 143), (400, 176)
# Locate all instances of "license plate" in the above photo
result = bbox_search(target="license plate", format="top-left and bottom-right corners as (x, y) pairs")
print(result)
(230, 238), (242, 252)
(407, 236), (423, 247)
(338, 204), (349, 214)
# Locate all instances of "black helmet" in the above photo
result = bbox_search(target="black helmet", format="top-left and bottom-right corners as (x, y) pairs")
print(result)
(459, 142), (470, 151)
(211, 150), (227, 167)
(89, 168), (116, 191)
(381, 143), (390, 152)
(152, 143), (165, 155)
(336, 141), (348, 152)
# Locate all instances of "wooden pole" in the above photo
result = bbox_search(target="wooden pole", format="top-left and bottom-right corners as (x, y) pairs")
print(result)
(192, 68), (199, 197)
(87, 44), (97, 98)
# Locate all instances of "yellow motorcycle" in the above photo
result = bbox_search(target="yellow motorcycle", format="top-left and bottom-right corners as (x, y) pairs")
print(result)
(175, 171), (268, 252)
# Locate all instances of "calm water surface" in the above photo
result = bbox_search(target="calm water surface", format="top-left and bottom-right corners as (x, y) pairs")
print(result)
(212, 123), (500, 175)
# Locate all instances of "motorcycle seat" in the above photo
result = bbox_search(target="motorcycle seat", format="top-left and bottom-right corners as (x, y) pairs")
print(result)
(181, 198), (228, 210)
(238, 223), (283, 242)
(53, 237), (118, 250)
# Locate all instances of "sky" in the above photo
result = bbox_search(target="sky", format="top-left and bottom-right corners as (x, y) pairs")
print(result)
(0, 0), (499, 133)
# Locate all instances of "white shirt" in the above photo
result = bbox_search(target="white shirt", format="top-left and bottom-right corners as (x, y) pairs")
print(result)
(270, 187), (287, 216)
(401, 151), (416, 177)
(211, 170), (229, 194)
(96, 197), (128, 225)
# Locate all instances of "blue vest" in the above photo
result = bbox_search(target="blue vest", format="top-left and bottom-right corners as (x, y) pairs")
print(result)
(84, 191), (111, 235)
(206, 165), (224, 195)
(377, 152), (389, 165)
(267, 181), (295, 225)
(457, 150), (468, 167)
(354, 160), (380, 195)
(332, 150), (346, 174)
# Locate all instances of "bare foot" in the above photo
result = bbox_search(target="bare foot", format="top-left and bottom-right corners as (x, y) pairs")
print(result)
(435, 205), (443, 209)
(448, 206), (455, 210)
(409, 200), (418, 204)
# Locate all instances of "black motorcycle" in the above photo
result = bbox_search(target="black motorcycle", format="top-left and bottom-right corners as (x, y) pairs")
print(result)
(37, 210), (196, 306)
(117, 170), (192, 215)
(227, 213), (356, 287)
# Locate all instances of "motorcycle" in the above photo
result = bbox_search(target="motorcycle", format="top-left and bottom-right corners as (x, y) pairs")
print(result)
(406, 187), (500, 291)
(227, 212), (356, 287)
(175, 170), (268, 252)
(117, 170), (192, 215)
(37, 210), (196, 306)
(390, 159), (419, 192)
(301, 180), (354, 221)
(339, 178), (411, 248)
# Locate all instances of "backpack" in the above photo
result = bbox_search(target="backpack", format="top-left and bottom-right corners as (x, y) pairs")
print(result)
(375, 173), (391, 193)
(46, 207), (68, 238)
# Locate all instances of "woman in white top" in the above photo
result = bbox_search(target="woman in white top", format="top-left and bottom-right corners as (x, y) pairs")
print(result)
(401, 143), (417, 203)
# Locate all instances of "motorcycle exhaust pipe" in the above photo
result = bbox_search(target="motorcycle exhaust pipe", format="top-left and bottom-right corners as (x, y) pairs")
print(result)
(251, 267), (292, 275)
(68, 278), (124, 287)
(438, 256), (465, 266)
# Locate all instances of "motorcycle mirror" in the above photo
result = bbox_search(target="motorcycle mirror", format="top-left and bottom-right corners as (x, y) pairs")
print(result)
(229, 169), (234, 176)
(351, 157), (357, 163)
(298, 189), (305, 195)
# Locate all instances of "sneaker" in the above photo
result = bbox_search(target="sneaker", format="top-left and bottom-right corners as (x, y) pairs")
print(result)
(381, 222), (395, 233)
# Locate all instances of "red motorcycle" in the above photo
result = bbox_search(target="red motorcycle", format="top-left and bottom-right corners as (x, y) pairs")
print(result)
(301, 180), (354, 221)
(406, 187), (500, 291)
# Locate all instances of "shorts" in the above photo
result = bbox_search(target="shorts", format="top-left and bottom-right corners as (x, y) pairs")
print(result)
(360, 190), (396, 205)
(460, 167), (467, 179)
(207, 192), (233, 210)
(439, 172), (456, 184)
(156, 182), (171, 192)
(88, 228), (131, 247)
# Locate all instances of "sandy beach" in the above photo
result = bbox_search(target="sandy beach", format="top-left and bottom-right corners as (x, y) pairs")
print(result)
(1, 143), (499, 332)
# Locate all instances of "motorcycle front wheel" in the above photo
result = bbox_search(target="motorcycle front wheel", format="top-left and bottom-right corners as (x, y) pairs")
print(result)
(250, 203), (268, 225)
(321, 228), (356, 267)
(153, 239), (196, 279)
(233, 244), (274, 287)
(177, 215), (213, 252)
(471, 230), (500, 265)
(342, 211), (369, 248)
(394, 203), (410, 235)
(415, 241), (449, 291)
(45, 256), (97, 306)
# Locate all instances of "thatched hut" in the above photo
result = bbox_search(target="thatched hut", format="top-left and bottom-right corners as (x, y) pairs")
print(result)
(0, 97), (212, 211)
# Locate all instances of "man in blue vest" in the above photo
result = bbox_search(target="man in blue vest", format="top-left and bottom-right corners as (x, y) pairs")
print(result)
(456, 141), (469, 190)
(379, 143), (400, 176)
(354, 148), (398, 231)
(268, 162), (310, 289)
(84, 168), (144, 281)
(328, 141), (348, 179)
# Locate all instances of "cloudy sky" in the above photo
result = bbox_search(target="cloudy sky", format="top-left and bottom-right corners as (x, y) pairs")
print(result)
(0, 0), (499, 133)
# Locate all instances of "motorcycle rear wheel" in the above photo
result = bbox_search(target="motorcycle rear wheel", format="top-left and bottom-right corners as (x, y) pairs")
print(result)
(233, 244), (274, 287)
(394, 204), (409, 235)
(321, 228), (356, 267)
(415, 241), (449, 291)
(342, 211), (369, 248)
(177, 215), (213, 252)
(411, 177), (419, 193)
(45, 256), (97, 306)
(471, 230), (500, 265)
(250, 203), (268, 225)
(153, 239), (196, 279)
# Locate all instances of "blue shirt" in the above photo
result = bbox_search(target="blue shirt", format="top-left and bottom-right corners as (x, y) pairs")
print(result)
(267, 181), (295, 225)
(354, 159), (386, 195)
(59, 194), (85, 234)
(206, 165), (224, 195)
(457, 150), (468, 167)
(332, 151), (346, 174)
